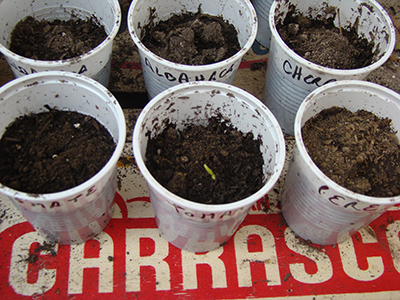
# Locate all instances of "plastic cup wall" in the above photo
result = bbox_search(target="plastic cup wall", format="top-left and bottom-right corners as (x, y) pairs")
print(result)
(263, 0), (396, 135)
(0, 71), (126, 244)
(0, 0), (121, 87)
(281, 80), (400, 245)
(128, 0), (258, 99)
(133, 81), (285, 252)
(252, 0), (274, 48)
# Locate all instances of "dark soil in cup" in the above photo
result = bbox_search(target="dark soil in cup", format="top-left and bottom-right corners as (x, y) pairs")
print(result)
(9, 16), (107, 61)
(302, 106), (400, 197)
(145, 116), (264, 204)
(140, 7), (241, 65)
(0, 107), (116, 194)
(277, 6), (375, 69)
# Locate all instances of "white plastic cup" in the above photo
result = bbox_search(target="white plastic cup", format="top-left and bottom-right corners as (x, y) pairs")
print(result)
(0, 0), (121, 87)
(128, 0), (258, 99)
(252, 0), (274, 49)
(263, 0), (396, 135)
(281, 80), (400, 245)
(0, 71), (126, 244)
(133, 81), (285, 252)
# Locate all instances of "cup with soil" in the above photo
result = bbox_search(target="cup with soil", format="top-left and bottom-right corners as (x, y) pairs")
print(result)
(132, 81), (285, 252)
(0, 0), (121, 87)
(127, 0), (257, 99)
(281, 80), (400, 245)
(263, 0), (396, 135)
(0, 71), (126, 244)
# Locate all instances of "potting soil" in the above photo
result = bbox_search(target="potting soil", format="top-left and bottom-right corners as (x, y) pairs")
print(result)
(145, 116), (264, 204)
(302, 106), (400, 197)
(9, 15), (107, 60)
(276, 7), (375, 69)
(141, 8), (241, 65)
(0, 107), (115, 194)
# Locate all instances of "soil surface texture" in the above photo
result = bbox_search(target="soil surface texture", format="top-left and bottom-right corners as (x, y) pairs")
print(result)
(145, 116), (264, 204)
(0, 108), (115, 194)
(302, 106), (400, 197)
(9, 16), (107, 61)
(141, 8), (241, 65)
(277, 7), (375, 69)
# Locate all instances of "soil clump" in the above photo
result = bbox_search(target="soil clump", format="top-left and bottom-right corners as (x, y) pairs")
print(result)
(0, 107), (115, 194)
(302, 106), (400, 197)
(9, 16), (107, 61)
(141, 8), (241, 65)
(145, 116), (264, 204)
(277, 6), (375, 69)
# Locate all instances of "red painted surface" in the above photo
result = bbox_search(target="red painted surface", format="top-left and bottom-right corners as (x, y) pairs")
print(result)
(1, 193), (399, 299)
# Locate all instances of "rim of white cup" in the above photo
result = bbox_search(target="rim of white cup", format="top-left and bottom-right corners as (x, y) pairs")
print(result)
(128, 0), (258, 72)
(0, 0), (121, 68)
(133, 81), (286, 213)
(295, 80), (400, 205)
(269, 0), (396, 76)
(0, 71), (126, 202)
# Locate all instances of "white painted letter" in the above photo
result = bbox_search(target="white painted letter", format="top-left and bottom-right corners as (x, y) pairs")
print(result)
(125, 228), (170, 291)
(285, 228), (333, 283)
(234, 225), (281, 287)
(339, 226), (384, 281)
(9, 232), (57, 296)
(182, 247), (226, 290)
(68, 233), (114, 294)
(386, 220), (400, 274)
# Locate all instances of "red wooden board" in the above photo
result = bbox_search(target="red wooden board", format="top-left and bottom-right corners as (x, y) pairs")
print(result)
(1, 188), (399, 299)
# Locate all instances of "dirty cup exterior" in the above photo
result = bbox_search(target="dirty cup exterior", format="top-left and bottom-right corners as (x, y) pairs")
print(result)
(0, 0), (121, 87)
(128, 0), (258, 99)
(133, 81), (286, 252)
(0, 71), (126, 244)
(263, 0), (396, 135)
(281, 80), (400, 245)
(252, 0), (274, 49)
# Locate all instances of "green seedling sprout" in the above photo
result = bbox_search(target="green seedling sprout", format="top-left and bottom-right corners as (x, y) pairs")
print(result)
(204, 164), (216, 180)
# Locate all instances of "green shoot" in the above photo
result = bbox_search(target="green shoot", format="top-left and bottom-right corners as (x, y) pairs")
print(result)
(204, 164), (216, 180)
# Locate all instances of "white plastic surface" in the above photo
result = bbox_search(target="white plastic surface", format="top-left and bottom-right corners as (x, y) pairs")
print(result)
(0, 0), (121, 87)
(0, 71), (126, 244)
(263, 0), (396, 135)
(281, 80), (400, 245)
(132, 81), (286, 252)
(128, 0), (258, 99)
(252, 0), (274, 48)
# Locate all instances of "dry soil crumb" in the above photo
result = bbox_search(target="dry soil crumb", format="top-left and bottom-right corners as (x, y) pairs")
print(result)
(141, 9), (241, 65)
(302, 107), (400, 197)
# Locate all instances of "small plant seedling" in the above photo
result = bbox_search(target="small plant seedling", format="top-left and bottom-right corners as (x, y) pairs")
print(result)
(204, 164), (216, 180)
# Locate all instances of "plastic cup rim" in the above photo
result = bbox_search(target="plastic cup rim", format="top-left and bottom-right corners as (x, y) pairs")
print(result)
(127, 0), (258, 72)
(133, 81), (286, 213)
(295, 80), (400, 205)
(0, 0), (122, 68)
(269, 0), (396, 76)
(0, 71), (126, 202)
